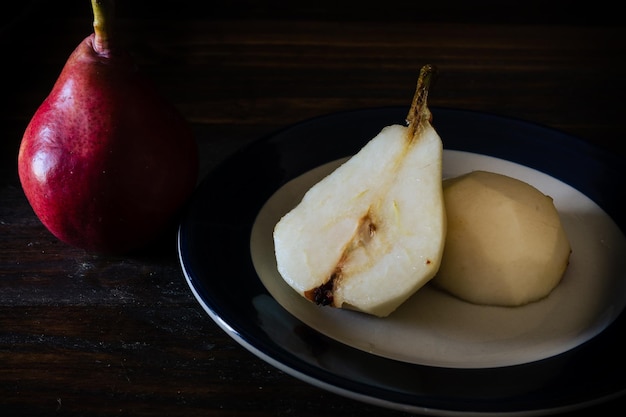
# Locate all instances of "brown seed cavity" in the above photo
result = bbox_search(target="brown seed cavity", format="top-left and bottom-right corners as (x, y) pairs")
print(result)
(304, 211), (378, 307)
(305, 272), (338, 305)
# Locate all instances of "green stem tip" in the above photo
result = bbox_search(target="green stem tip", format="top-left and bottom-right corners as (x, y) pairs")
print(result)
(91, 0), (116, 54)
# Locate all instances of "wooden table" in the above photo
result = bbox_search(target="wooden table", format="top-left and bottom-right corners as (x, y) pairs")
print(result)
(2, 1), (625, 415)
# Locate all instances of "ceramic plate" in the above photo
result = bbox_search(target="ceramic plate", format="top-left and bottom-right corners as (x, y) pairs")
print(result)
(178, 107), (626, 415)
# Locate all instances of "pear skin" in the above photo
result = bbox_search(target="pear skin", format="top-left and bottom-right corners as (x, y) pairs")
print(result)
(17, 0), (198, 253)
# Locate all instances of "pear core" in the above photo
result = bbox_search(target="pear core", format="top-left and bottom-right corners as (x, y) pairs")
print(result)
(432, 170), (571, 307)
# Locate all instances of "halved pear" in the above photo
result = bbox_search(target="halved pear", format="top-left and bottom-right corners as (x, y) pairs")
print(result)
(273, 65), (446, 317)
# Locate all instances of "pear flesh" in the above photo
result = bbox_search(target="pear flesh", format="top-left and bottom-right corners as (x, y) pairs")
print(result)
(433, 170), (572, 307)
(273, 66), (445, 317)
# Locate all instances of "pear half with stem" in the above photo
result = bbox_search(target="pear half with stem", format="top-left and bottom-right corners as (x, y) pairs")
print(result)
(273, 65), (446, 317)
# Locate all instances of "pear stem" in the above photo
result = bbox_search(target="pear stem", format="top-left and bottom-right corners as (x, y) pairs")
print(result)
(406, 64), (436, 139)
(91, 0), (116, 55)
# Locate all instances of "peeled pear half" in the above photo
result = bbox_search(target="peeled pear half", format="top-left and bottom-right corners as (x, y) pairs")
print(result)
(433, 170), (572, 307)
(273, 65), (446, 317)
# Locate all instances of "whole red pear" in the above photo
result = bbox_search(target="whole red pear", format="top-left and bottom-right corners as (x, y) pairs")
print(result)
(17, 0), (198, 254)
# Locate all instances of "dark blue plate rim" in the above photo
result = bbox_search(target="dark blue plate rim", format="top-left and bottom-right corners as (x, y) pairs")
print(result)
(177, 106), (626, 415)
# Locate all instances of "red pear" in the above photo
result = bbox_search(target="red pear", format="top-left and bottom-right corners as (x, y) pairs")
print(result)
(17, 0), (198, 254)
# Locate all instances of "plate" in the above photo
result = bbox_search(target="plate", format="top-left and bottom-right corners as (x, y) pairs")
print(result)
(178, 107), (626, 415)
(251, 151), (626, 369)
